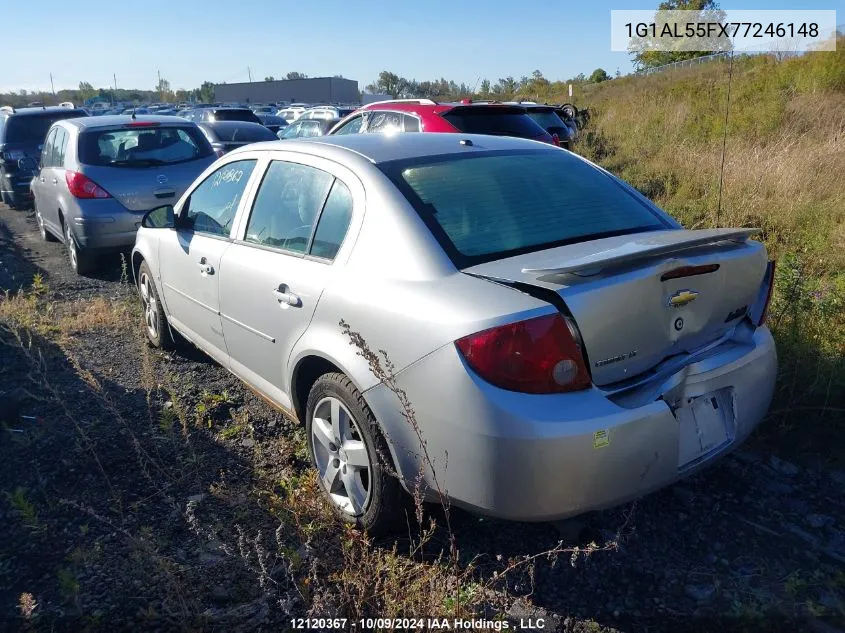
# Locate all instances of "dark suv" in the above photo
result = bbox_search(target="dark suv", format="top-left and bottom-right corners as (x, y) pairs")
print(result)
(0, 106), (89, 208)
(185, 108), (261, 124)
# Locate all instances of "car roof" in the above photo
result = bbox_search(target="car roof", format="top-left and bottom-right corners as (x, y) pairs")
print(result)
(1, 106), (88, 118)
(200, 120), (269, 131)
(227, 132), (555, 164)
(62, 115), (199, 130)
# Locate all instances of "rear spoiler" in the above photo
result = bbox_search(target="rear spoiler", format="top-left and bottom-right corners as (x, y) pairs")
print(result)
(522, 228), (761, 276)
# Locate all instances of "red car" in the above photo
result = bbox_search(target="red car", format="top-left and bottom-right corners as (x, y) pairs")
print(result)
(328, 99), (558, 145)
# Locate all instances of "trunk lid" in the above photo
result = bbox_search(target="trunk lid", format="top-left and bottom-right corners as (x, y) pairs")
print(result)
(464, 228), (768, 386)
(80, 156), (215, 211)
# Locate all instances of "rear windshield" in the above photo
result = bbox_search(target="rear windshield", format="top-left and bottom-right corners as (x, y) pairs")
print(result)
(442, 108), (547, 139)
(78, 126), (213, 167)
(527, 110), (566, 130)
(381, 150), (670, 266)
(212, 124), (276, 142)
(4, 113), (84, 143)
(213, 109), (261, 123)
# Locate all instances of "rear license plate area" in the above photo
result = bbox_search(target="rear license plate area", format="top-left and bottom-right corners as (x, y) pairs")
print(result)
(673, 388), (735, 471)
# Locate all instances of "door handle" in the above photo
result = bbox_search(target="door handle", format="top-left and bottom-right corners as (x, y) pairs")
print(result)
(39, 177), (45, 183)
(52, 178), (58, 185)
(272, 284), (301, 307)
(197, 257), (214, 275)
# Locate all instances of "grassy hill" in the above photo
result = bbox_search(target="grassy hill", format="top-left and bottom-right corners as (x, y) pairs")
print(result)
(575, 41), (845, 459)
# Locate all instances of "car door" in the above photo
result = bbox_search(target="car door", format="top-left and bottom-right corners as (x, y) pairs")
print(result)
(32, 127), (57, 219)
(219, 156), (359, 410)
(157, 157), (260, 364)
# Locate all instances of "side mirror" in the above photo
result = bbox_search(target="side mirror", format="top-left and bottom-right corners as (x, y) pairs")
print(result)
(18, 157), (38, 172)
(141, 204), (175, 229)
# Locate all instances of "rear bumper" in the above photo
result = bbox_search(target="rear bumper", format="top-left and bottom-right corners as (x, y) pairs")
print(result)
(364, 325), (777, 522)
(1, 174), (34, 207)
(70, 199), (147, 250)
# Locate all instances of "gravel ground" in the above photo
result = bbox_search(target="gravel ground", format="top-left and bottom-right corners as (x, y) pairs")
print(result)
(1, 203), (844, 633)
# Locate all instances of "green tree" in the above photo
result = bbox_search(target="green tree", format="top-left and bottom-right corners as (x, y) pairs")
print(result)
(264, 76), (275, 81)
(285, 71), (308, 80)
(78, 81), (96, 101)
(370, 71), (406, 98)
(155, 76), (172, 101)
(198, 81), (215, 102)
(589, 68), (611, 82)
(479, 79), (491, 95)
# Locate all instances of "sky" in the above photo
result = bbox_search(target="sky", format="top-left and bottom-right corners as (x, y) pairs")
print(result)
(2, 0), (841, 94)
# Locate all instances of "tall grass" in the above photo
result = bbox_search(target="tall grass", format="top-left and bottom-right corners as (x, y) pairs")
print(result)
(575, 42), (845, 455)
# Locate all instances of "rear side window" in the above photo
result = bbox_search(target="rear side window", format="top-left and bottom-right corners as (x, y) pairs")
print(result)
(383, 151), (669, 265)
(53, 128), (68, 167)
(311, 180), (353, 260)
(78, 126), (213, 166)
(442, 108), (546, 139)
(366, 111), (403, 134)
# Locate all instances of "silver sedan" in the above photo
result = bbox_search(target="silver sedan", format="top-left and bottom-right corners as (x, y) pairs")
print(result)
(131, 133), (777, 534)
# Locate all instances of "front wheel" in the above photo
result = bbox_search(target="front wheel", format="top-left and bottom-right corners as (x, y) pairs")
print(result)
(137, 261), (174, 350)
(306, 373), (404, 535)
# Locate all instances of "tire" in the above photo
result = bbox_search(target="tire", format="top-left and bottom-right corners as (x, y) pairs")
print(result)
(137, 261), (175, 350)
(305, 372), (404, 536)
(64, 222), (96, 275)
(34, 202), (58, 242)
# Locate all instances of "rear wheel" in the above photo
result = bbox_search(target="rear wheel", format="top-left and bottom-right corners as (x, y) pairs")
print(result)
(138, 261), (174, 350)
(306, 373), (404, 535)
(65, 222), (95, 275)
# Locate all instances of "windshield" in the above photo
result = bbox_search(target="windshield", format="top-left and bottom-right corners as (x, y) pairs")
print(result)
(78, 126), (213, 167)
(211, 124), (276, 142)
(381, 150), (670, 266)
(5, 113), (83, 143)
(442, 108), (547, 139)
(527, 110), (566, 130)
(213, 109), (261, 123)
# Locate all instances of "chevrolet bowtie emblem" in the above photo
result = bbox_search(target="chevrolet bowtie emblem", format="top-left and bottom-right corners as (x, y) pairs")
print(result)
(668, 289), (699, 308)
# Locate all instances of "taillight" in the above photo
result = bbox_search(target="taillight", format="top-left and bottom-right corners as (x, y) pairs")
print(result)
(751, 261), (776, 326)
(65, 171), (111, 199)
(552, 133), (560, 147)
(455, 313), (591, 394)
(124, 121), (160, 128)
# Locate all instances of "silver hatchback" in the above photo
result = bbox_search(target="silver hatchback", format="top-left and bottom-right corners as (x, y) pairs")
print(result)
(29, 115), (216, 274)
(132, 134), (777, 535)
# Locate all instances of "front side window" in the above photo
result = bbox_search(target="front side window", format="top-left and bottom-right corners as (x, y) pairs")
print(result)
(182, 159), (257, 237)
(280, 122), (302, 139)
(331, 114), (364, 135)
(382, 150), (670, 266)
(244, 161), (334, 254)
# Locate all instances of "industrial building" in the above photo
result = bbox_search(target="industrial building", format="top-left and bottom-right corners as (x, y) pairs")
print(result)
(213, 77), (360, 104)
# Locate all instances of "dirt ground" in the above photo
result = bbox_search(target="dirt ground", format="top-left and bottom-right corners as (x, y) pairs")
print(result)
(1, 203), (844, 633)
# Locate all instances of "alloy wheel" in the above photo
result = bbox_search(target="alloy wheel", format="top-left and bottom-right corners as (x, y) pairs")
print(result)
(311, 396), (372, 516)
(66, 224), (77, 270)
(139, 272), (159, 340)
(35, 206), (46, 239)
